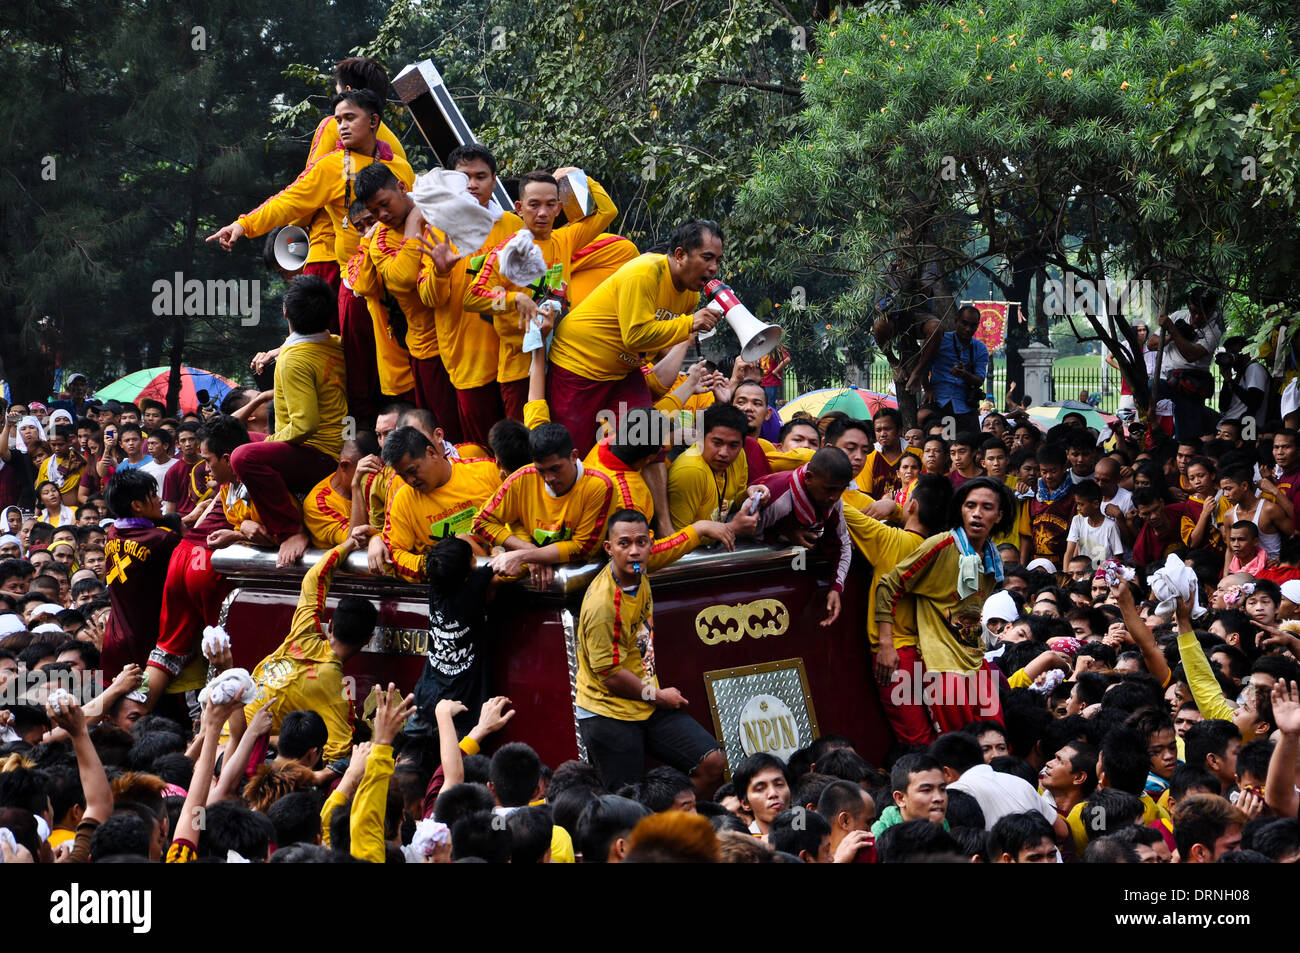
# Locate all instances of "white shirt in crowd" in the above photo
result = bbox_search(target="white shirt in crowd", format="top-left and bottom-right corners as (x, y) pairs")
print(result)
(138, 456), (179, 490)
(1067, 514), (1124, 565)
(1222, 361), (1270, 421)
(1160, 310), (1223, 376)
(1102, 485), (1132, 520)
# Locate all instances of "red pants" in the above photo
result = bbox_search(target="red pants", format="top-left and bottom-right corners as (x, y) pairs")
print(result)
(411, 355), (462, 444)
(339, 285), (379, 420)
(305, 262), (341, 332)
(500, 379), (528, 424)
(547, 364), (653, 459)
(880, 645), (938, 746)
(230, 440), (335, 541)
(151, 540), (228, 677)
(928, 660), (1003, 734)
(457, 382), (506, 448)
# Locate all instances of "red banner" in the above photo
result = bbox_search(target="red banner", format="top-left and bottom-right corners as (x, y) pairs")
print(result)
(965, 300), (1013, 354)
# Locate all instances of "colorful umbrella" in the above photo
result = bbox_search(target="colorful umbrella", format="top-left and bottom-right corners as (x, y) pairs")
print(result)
(1024, 402), (1115, 434)
(94, 366), (238, 415)
(780, 388), (897, 423)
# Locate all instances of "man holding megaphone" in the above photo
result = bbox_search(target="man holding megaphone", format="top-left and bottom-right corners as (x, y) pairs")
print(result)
(546, 220), (728, 458)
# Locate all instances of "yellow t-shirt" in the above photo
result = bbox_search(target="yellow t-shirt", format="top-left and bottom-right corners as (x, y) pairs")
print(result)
(575, 563), (656, 721)
(471, 464), (615, 563)
(302, 474), (350, 549)
(271, 335), (348, 459)
(667, 445), (748, 530)
(550, 253), (699, 383)
(845, 511), (925, 649)
(568, 234), (640, 306)
(383, 458), (503, 582)
(346, 235), (415, 396)
(585, 440), (655, 524)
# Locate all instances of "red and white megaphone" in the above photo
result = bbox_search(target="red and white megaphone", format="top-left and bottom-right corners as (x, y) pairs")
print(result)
(272, 226), (311, 272)
(701, 280), (783, 362)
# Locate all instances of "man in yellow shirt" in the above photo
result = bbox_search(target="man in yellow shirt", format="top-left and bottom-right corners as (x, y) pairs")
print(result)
(547, 219), (725, 458)
(574, 508), (726, 794)
(240, 532), (376, 764)
(668, 404), (766, 530)
(229, 276), (347, 567)
(303, 436), (377, 549)
(463, 168), (618, 421)
(416, 144), (524, 447)
(472, 421), (615, 588)
(355, 162), (463, 442)
(379, 426), (502, 583)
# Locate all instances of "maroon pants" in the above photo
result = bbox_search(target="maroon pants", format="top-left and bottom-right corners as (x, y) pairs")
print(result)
(547, 364), (653, 458)
(339, 285), (380, 421)
(457, 383), (507, 448)
(230, 440), (336, 541)
(305, 262), (342, 332)
(411, 355), (462, 444)
(150, 540), (229, 678)
(501, 379), (529, 425)
(879, 645), (938, 746)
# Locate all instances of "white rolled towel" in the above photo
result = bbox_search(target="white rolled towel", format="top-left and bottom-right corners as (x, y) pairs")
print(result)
(497, 227), (547, 288)
(410, 169), (494, 254)
(198, 668), (257, 707)
(201, 625), (231, 660)
(1148, 554), (1206, 619)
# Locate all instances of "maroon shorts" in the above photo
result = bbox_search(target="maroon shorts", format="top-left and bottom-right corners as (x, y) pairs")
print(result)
(879, 645), (938, 746)
(305, 262), (341, 331)
(410, 355), (462, 444)
(151, 540), (229, 677)
(547, 364), (653, 458)
(500, 379), (529, 424)
(230, 440), (337, 541)
(457, 383), (506, 448)
(338, 286), (379, 419)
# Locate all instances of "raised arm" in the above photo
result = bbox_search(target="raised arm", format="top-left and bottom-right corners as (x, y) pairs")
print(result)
(1112, 579), (1171, 686)
(1264, 680), (1300, 818)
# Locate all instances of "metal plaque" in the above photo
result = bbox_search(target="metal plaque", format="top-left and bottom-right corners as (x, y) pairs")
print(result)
(703, 658), (819, 778)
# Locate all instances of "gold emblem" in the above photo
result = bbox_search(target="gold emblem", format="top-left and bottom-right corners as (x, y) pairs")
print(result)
(696, 599), (790, 645)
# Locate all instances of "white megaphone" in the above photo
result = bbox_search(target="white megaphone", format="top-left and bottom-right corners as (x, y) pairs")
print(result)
(272, 226), (311, 272)
(701, 280), (783, 363)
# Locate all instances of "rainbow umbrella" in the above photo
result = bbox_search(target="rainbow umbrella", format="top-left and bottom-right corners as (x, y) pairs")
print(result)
(780, 388), (897, 423)
(94, 366), (238, 415)
(1025, 401), (1114, 433)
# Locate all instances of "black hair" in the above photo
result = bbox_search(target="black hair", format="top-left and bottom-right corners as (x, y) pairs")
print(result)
(609, 408), (668, 467)
(668, 219), (724, 255)
(433, 782), (496, 826)
(768, 807), (831, 858)
(381, 426), (432, 467)
(334, 56), (390, 102)
(447, 143), (498, 177)
(733, 753), (790, 806)
(518, 170), (560, 193)
(1081, 787), (1144, 836)
(823, 416), (873, 447)
(815, 749), (880, 787)
(353, 161), (402, 204)
(55, 639), (99, 669)
(778, 417), (820, 444)
(266, 790), (323, 848)
(808, 446), (853, 484)
(529, 422), (574, 462)
(1236, 739), (1274, 784)
(90, 812), (152, 861)
(330, 595), (378, 648)
(197, 414), (250, 459)
(488, 419), (531, 474)
(277, 710), (328, 762)
(889, 753), (942, 794)
(331, 87), (383, 117)
(629, 766), (695, 813)
(988, 811), (1055, 860)
(1099, 727), (1150, 795)
(283, 274), (336, 335)
(1248, 818), (1300, 862)
(507, 805), (553, 864)
(607, 508), (649, 537)
(950, 430), (979, 451)
(1081, 835), (1141, 863)
(928, 732), (983, 775)
(793, 772), (838, 811)
(424, 536), (473, 599)
(908, 473), (955, 536)
(489, 742), (542, 808)
(875, 819), (962, 863)
(575, 795), (649, 863)
(451, 809), (512, 862)
(1184, 719), (1241, 774)
(699, 403), (749, 440)
(198, 801), (274, 860)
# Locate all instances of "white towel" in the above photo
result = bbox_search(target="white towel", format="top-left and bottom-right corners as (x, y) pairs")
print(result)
(1148, 554), (1206, 618)
(201, 625), (231, 660)
(497, 228), (547, 288)
(410, 169), (494, 253)
(401, 818), (451, 863)
(198, 668), (256, 707)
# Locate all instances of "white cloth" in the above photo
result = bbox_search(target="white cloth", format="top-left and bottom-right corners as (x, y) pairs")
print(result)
(13, 416), (45, 453)
(0, 613), (27, 640)
(981, 590), (1019, 626)
(410, 168), (494, 253)
(1282, 378), (1300, 420)
(497, 227), (547, 288)
(1149, 553), (1206, 618)
(1160, 311), (1223, 376)
(1222, 361), (1270, 421)
(401, 818), (451, 863)
(201, 625), (231, 660)
(198, 668), (256, 707)
(947, 763), (1059, 832)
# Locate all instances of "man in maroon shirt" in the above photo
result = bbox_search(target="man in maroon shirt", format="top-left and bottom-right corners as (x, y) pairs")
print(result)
(102, 468), (182, 675)
(161, 421), (207, 518)
(1132, 487), (1198, 566)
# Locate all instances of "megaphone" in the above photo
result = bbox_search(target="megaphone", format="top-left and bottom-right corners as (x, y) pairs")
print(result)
(272, 226), (311, 272)
(702, 280), (783, 363)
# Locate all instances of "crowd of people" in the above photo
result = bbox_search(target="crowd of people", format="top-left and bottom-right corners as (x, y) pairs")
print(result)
(0, 54), (1298, 866)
